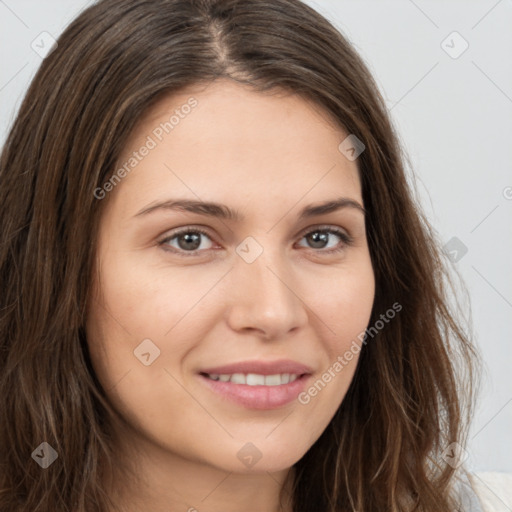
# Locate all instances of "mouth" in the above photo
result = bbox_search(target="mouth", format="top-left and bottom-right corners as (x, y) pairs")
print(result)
(197, 360), (313, 410)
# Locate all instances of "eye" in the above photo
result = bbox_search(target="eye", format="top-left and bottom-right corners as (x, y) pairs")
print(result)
(296, 226), (353, 254)
(158, 225), (353, 258)
(158, 227), (215, 257)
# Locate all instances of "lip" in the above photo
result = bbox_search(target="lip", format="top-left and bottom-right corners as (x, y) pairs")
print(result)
(197, 359), (313, 410)
(199, 359), (313, 376)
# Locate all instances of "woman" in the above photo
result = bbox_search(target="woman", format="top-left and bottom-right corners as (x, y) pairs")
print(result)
(0, 0), (509, 510)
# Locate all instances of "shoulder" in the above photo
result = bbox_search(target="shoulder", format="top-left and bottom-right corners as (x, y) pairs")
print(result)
(467, 472), (512, 512)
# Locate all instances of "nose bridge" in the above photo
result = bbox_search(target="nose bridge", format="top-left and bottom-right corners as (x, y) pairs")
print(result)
(226, 239), (308, 337)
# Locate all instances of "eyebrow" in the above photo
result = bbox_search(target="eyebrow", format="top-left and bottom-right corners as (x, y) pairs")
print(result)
(134, 196), (366, 220)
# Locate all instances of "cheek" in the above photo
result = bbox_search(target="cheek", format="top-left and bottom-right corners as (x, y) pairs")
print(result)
(85, 249), (223, 396)
(314, 260), (375, 354)
(293, 262), (374, 431)
(294, 313), (369, 451)
(85, 276), (234, 466)
(97, 248), (225, 336)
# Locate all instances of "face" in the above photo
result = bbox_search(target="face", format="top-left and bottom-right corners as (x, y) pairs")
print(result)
(86, 79), (375, 476)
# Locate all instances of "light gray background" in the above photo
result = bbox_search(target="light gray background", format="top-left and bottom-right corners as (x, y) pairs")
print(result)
(1, 0), (511, 473)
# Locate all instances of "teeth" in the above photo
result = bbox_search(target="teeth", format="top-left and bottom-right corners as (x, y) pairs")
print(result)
(265, 374), (281, 386)
(246, 374), (265, 386)
(230, 373), (246, 384)
(205, 372), (300, 386)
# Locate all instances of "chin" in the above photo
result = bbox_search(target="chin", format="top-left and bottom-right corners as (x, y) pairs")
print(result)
(210, 438), (309, 475)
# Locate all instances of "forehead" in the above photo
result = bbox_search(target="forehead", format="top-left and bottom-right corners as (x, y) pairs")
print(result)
(108, 79), (362, 219)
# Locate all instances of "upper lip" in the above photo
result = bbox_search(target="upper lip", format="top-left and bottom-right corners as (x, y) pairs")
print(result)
(199, 359), (313, 376)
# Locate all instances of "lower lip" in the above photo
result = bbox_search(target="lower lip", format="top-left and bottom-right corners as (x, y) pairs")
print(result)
(198, 373), (311, 410)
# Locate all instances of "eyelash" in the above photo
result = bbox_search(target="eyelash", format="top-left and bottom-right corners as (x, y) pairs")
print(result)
(157, 225), (354, 258)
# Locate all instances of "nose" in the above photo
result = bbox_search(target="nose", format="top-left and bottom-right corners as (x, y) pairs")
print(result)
(225, 246), (309, 340)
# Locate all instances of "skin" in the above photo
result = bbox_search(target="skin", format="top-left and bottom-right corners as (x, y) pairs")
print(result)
(86, 79), (375, 512)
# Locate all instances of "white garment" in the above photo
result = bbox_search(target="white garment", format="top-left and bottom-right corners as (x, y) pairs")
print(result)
(468, 472), (512, 512)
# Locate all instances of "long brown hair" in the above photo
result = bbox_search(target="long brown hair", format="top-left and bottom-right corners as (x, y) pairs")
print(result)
(0, 0), (482, 510)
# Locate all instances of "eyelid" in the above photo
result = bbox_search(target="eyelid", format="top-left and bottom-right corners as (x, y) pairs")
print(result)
(295, 223), (351, 240)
